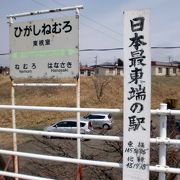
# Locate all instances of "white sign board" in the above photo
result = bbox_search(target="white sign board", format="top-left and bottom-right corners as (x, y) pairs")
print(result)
(123, 10), (151, 180)
(9, 16), (79, 78)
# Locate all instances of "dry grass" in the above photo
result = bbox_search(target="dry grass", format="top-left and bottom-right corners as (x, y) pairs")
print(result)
(151, 76), (180, 108)
(0, 75), (179, 146)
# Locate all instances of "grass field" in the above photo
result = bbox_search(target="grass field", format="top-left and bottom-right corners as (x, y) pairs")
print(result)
(0, 75), (179, 147)
(0, 75), (179, 128)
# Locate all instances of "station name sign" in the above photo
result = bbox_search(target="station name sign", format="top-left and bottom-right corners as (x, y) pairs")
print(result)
(9, 16), (79, 78)
(123, 10), (151, 180)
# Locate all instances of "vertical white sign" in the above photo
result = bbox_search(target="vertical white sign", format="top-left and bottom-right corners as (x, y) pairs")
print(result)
(123, 10), (151, 180)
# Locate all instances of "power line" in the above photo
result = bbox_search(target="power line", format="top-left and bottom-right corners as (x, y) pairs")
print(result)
(81, 21), (121, 42)
(81, 15), (121, 36)
(49, 0), (122, 38)
(80, 46), (180, 52)
(30, 0), (122, 42)
(31, 0), (49, 8)
(51, 0), (65, 7)
(151, 46), (180, 49)
(1, 46), (180, 56)
(80, 47), (123, 52)
(23, 1), (180, 52)
(0, 53), (9, 56)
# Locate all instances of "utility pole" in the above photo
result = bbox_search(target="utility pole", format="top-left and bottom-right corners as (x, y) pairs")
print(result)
(94, 55), (97, 76)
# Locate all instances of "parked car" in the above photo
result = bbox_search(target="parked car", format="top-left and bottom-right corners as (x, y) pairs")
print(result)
(83, 113), (112, 129)
(43, 118), (93, 138)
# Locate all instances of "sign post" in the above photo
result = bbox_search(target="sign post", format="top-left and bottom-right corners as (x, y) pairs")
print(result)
(8, 6), (83, 179)
(123, 10), (151, 180)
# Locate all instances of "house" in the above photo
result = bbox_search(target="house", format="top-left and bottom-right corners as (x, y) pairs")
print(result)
(0, 66), (10, 75)
(95, 61), (179, 77)
(81, 60), (180, 77)
(80, 66), (95, 76)
(92, 62), (124, 76)
(151, 61), (180, 76)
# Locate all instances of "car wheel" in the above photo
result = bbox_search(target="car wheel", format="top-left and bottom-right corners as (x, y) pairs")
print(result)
(103, 124), (110, 130)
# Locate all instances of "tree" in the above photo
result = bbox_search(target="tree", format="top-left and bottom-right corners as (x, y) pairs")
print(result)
(20, 135), (121, 180)
(91, 76), (112, 102)
(117, 58), (123, 67)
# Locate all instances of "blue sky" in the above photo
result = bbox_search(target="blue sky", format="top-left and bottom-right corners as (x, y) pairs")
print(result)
(0, 0), (180, 66)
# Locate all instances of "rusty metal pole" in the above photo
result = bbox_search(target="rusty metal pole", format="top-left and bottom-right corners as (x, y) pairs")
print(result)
(76, 7), (82, 180)
(10, 78), (19, 180)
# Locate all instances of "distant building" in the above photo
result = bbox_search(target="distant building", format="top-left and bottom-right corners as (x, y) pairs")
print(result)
(81, 60), (180, 77)
(151, 61), (180, 76)
(80, 66), (95, 76)
(92, 62), (124, 76)
(0, 66), (9, 75)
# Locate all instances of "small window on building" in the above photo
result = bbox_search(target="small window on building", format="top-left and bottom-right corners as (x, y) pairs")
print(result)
(109, 68), (113, 74)
(95, 69), (99, 74)
(158, 67), (162, 73)
(117, 69), (120, 75)
(173, 68), (176, 74)
(80, 71), (84, 75)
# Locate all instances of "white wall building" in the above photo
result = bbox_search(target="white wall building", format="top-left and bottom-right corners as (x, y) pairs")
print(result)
(80, 66), (95, 76)
(151, 61), (180, 76)
(93, 62), (124, 76)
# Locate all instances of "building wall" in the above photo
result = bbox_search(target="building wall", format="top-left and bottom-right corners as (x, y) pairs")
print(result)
(0, 67), (10, 76)
(96, 68), (111, 76)
(107, 68), (116, 76)
(152, 66), (179, 76)
(97, 67), (123, 76)
(80, 70), (87, 76)
(80, 69), (95, 76)
(96, 65), (179, 77)
(177, 67), (180, 76)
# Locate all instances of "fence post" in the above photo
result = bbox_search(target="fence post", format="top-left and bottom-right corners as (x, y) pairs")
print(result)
(159, 103), (167, 180)
(11, 79), (19, 180)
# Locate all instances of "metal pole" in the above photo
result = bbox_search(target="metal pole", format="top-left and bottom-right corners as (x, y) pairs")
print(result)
(1, 105), (180, 115)
(7, 5), (83, 19)
(159, 103), (167, 180)
(1, 149), (180, 174)
(0, 105), (121, 113)
(9, 16), (18, 180)
(13, 83), (77, 87)
(76, 75), (81, 159)
(76, 8), (82, 180)
(9, 16), (19, 180)
(75, 8), (81, 161)
(11, 79), (19, 180)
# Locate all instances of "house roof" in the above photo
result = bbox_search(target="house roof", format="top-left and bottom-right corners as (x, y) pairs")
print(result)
(91, 61), (123, 69)
(151, 61), (178, 67)
(80, 66), (95, 71)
